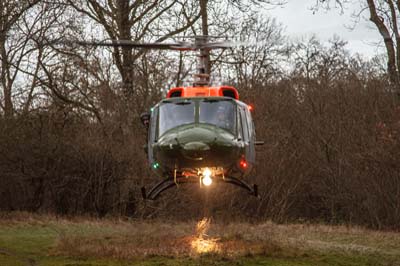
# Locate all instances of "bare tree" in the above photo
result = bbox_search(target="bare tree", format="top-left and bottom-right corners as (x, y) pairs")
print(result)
(316, 0), (400, 96)
(65, 0), (201, 99)
(0, 0), (41, 118)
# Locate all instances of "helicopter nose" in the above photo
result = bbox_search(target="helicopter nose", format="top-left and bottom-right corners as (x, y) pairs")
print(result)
(155, 124), (240, 167)
(182, 141), (210, 160)
(183, 141), (210, 151)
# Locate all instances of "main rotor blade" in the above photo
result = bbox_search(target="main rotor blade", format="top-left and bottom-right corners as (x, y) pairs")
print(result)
(202, 41), (239, 49)
(222, 40), (272, 48)
(70, 40), (237, 50)
(57, 40), (197, 51)
(45, 38), (268, 51)
(200, 40), (266, 49)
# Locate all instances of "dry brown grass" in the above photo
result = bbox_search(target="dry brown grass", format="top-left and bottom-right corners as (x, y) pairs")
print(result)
(1, 212), (399, 260)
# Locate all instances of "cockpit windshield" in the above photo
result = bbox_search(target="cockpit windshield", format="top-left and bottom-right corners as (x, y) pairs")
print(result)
(199, 99), (236, 133)
(157, 99), (236, 137)
(158, 101), (195, 136)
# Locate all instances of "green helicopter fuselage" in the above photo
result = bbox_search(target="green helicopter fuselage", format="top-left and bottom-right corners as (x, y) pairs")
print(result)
(145, 97), (256, 180)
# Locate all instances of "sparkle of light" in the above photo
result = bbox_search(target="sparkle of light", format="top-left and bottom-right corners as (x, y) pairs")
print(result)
(190, 218), (220, 254)
(202, 168), (212, 186)
(240, 159), (248, 169)
(191, 237), (219, 253)
(202, 175), (212, 186)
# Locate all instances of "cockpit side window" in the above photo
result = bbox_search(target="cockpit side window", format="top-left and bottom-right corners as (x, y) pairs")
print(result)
(237, 108), (243, 140)
(245, 108), (255, 140)
(150, 108), (158, 143)
(239, 107), (249, 142)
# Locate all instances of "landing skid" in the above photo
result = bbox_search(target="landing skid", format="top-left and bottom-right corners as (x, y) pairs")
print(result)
(141, 176), (258, 200)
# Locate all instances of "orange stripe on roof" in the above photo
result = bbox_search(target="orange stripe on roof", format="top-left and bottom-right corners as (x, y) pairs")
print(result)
(167, 86), (239, 100)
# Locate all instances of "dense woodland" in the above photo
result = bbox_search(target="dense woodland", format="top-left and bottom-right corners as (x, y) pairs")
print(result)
(1, 0), (400, 230)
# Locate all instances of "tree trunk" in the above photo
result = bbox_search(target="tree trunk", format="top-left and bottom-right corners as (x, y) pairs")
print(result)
(0, 36), (13, 118)
(200, 0), (211, 75)
(116, 0), (134, 98)
(367, 0), (400, 93)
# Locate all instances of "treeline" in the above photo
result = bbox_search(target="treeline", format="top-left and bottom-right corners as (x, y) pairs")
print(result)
(1, 1), (399, 230)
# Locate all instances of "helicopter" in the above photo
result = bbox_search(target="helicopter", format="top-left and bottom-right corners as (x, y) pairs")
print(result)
(137, 36), (264, 200)
(55, 36), (264, 200)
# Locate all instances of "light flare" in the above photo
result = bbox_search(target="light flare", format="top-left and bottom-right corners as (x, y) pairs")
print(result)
(202, 175), (213, 186)
(202, 168), (213, 186)
(190, 217), (220, 254)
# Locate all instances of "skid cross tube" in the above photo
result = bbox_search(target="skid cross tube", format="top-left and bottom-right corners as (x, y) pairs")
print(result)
(141, 175), (258, 200)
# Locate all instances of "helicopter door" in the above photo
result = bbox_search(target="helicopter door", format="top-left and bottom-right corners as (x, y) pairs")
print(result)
(148, 107), (158, 164)
(239, 106), (255, 164)
(245, 107), (256, 163)
(239, 106), (250, 158)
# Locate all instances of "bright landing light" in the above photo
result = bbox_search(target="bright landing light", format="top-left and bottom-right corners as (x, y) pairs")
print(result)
(202, 168), (213, 186)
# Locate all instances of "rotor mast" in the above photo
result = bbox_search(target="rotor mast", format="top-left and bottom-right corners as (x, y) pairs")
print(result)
(194, 36), (211, 86)
(195, 0), (210, 87)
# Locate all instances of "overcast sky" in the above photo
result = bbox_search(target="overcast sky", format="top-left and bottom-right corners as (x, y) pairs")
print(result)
(265, 0), (383, 58)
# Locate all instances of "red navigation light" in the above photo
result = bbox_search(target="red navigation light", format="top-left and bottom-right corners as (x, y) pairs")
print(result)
(239, 159), (248, 169)
(248, 105), (254, 111)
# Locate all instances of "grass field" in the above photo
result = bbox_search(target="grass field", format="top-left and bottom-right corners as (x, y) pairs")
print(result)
(0, 212), (399, 266)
